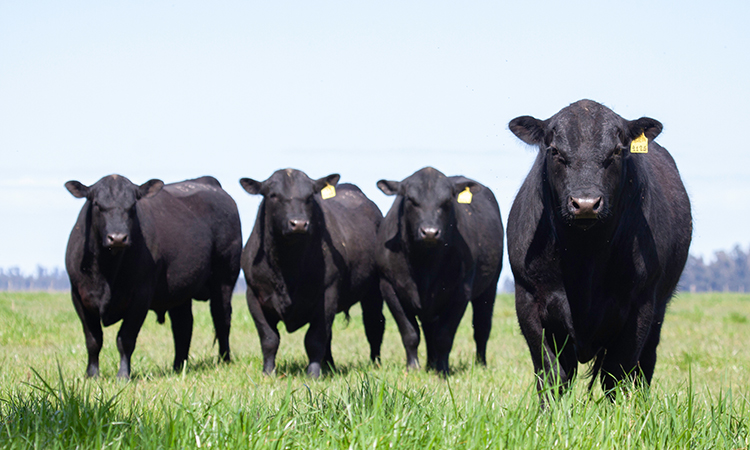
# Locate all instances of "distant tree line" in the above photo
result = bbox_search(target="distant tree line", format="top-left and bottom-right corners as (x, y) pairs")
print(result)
(0, 266), (249, 294)
(2, 245), (749, 293)
(677, 245), (750, 293)
(0, 266), (70, 291)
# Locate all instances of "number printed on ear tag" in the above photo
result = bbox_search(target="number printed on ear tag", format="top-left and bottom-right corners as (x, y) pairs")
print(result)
(321, 184), (336, 200)
(630, 133), (649, 154)
(457, 187), (472, 204)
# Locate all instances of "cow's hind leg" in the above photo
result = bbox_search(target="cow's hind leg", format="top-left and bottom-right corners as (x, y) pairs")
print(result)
(72, 289), (103, 378)
(169, 301), (194, 372)
(210, 282), (233, 363)
(360, 285), (385, 364)
(471, 288), (496, 366)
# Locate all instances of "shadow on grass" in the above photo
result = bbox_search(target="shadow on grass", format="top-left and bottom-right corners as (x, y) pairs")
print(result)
(129, 354), (232, 381)
(273, 358), (382, 379)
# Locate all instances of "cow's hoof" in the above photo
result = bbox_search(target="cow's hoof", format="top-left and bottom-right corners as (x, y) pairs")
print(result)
(307, 362), (322, 378)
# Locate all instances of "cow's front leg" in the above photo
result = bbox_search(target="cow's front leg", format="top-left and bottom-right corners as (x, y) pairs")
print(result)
(380, 278), (421, 369)
(72, 289), (103, 378)
(115, 304), (149, 380)
(305, 318), (332, 378)
(246, 289), (280, 375)
(516, 285), (576, 404)
(423, 283), (471, 375)
(600, 293), (657, 397)
(306, 286), (338, 378)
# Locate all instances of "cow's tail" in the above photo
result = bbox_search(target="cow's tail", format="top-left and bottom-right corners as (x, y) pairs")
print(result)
(156, 311), (166, 325)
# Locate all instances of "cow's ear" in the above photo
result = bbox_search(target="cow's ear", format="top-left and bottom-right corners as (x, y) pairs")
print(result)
(627, 117), (663, 141)
(240, 178), (263, 195)
(509, 115), (546, 146)
(377, 180), (401, 196)
(65, 181), (89, 199)
(313, 174), (340, 193)
(454, 180), (481, 195)
(137, 179), (164, 199)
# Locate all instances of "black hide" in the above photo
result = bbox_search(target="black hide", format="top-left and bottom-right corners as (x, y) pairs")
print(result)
(376, 167), (504, 375)
(507, 99), (692, 401)
(65, 175), (242, 379)
(240, 169), (384, 378)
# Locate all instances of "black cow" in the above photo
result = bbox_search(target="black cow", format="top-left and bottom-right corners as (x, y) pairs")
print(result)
(376, 167), (504, 374)
(507, 99), (692, 400)
(65, 175), (242, 379)
(240, 169), (385, 378)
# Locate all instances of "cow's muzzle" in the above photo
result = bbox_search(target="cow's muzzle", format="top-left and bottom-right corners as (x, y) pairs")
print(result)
(568, 196), (602, 220)
(288, 219), (309, 234)
(106, 233), (130, 249)
(418, 226), (441, 245)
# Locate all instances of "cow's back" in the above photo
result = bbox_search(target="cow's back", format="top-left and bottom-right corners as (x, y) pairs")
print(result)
(139, 176), (242, 301)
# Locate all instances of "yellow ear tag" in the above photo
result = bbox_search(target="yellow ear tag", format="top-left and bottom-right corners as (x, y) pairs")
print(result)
(320, 184), (336, 200)
(630, 133), (649, 154)
(457, 187), (473, 204)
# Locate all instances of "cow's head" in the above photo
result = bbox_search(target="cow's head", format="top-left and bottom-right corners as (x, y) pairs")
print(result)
(65, 175), (164, 250)
(378, 167), (479, 247)
(240, 169), (339, 241)
(509, 99), (662, 230)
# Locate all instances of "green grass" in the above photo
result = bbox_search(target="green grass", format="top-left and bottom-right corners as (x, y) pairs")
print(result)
(0, 291), (748, 448)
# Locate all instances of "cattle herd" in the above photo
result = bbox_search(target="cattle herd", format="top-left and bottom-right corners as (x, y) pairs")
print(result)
(64, 99), (692, 403)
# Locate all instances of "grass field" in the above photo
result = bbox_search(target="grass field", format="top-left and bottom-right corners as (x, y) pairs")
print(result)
(0, 291), (748, 449)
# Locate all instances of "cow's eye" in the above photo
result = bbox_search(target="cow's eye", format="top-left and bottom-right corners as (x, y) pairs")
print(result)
(548, 146), (566, 164)
(613, 146), (622, 157)
(407, 197), (419, 207)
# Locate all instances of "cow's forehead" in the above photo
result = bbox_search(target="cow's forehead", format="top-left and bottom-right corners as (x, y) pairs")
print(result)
(403, 168), (452, 200)
(266, 169), (314, 196)
(550, 102), (623, 151)
(92, 175), (137, 205)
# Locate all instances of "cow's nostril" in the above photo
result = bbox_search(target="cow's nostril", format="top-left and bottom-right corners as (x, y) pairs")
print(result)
(569, 197), (601, 219)
(420, 227), (440, 240)
(289, 219), (309, 233)
(107, 233), (128, 247)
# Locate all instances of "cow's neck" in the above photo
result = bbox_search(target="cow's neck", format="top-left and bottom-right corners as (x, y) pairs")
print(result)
(265, 230), (320, 294)
(83, 208), (141, 286)
(406, 234), (462, 297)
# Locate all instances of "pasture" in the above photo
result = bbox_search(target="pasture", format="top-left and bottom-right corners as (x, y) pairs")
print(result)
(0, 291), (747, 449)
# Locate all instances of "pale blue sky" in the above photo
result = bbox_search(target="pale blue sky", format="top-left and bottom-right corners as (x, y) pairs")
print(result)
(2, 1), (749, 285)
